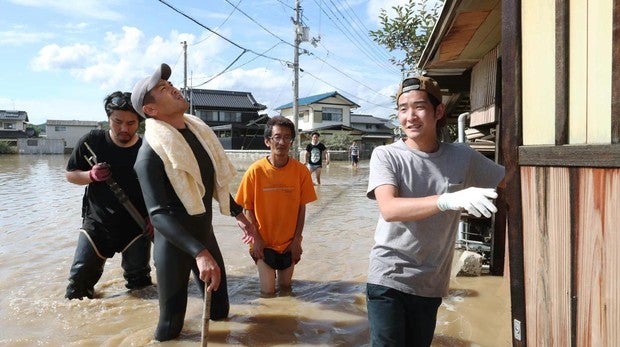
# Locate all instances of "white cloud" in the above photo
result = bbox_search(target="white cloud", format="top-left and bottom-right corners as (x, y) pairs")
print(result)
(30, 43), (97, 70)
(9, 0), (123, 21)
(0, 29), (55, 45)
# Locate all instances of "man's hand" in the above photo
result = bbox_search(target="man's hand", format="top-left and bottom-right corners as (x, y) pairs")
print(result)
(286, 235), (303, 264)
(235, 213), (256, 244)
(437, 187), (498, 218)
(89, 162), (111, 182)
(250, 236), (266, 260)
(196, 249), (221, 292)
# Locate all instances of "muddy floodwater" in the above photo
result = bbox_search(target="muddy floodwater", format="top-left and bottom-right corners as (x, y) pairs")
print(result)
(0, 154), (511, 346)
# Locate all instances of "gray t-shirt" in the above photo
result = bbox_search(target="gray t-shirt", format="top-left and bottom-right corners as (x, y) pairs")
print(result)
(366, 140), (505, 297)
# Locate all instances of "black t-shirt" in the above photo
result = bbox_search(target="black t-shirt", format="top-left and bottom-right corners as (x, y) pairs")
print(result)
(66, 130), (146, 255)
(306, 142), (327, 166)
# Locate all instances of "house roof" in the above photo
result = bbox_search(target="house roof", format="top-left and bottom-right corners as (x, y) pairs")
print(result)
(299, 124), (364, 134)
(0, 110), (29, 122)
(418, 0), (500, 74)
(275, 91), (360, 110)
(0, 130), (28, 139)
(350, 114), (390, 125)
(46, 120), (100, 126)
(188, 89), (267, 111)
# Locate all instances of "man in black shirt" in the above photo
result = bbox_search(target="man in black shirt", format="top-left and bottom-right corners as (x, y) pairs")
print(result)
(65, 91), (152, 300)
(305, 131), (329, 185)
(131, 63), (256, 341)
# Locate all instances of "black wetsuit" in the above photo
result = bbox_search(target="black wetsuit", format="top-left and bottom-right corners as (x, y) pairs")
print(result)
(65, 130), (151, 299)
(134, 127), (242, 341)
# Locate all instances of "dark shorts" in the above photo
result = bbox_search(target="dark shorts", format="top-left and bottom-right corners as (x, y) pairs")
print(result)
(251, 248), (292, 270)
(351, 155), (359, 163)
(307, 163), (321, 172)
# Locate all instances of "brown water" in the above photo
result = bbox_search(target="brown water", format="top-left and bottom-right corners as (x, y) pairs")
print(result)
(0, 154), (511, 346)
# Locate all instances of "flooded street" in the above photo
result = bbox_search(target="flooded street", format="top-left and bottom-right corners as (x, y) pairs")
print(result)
(0, 154), (511, 346)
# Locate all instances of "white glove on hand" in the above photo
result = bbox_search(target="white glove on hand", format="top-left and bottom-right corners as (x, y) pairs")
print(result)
(437, 187), (498, 218)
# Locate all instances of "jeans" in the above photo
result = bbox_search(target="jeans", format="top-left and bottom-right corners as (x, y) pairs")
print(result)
(366, 283), (442, 347)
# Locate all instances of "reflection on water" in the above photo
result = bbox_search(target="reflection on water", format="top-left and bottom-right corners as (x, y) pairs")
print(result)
(0, 154), (510, 346)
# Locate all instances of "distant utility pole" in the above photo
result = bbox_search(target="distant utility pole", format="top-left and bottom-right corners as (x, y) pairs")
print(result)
(293, 0), (301, 159)
(182, 41), (188, 99)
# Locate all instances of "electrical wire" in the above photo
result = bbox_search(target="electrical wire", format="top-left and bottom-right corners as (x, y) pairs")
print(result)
(157, 0), (290, 64)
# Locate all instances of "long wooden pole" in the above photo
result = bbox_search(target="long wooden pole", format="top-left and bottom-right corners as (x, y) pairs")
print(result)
(201, 285), (211, 346)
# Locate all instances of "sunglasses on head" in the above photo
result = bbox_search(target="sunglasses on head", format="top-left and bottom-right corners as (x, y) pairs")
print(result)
(109, 92), (130, 106)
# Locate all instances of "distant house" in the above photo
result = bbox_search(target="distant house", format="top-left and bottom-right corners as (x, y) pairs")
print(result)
(276, 92), (396, 158)
(350, 113), (395, 157)
(275, 91), (360, 131)
(46, 120), (100, 152)
(0, 110), (30, 147)
(186, 88), (268, 149)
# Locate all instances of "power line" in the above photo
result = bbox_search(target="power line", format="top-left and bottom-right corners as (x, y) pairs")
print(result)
(311, 0), (399, 75)
(158, 0), (395, 113)
(193, 0), (243, 46)
(301, 69), (393, 110)
(191, 50), (248, 88)
(222, 0), (295, 49)
(157, 0), (290, 64)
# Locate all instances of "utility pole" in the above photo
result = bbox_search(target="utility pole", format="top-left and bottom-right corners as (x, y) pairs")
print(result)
(181, 41), (188, 98)
(293, 0), (301, 159)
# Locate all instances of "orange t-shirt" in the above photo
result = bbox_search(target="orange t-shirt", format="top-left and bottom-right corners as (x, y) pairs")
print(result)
(235, 157), (317, 252)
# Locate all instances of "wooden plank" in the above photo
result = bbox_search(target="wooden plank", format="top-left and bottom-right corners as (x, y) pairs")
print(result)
(574, 168), (620, 345)
(520, 167), (572, 345)
(546, 167), (572, 345)
(569, 0), (588, 143)
(604, 168), (620, 346)
(520, 166), (540, 345)
(556, 0), (569, 145)
(519, 144), (620, 167)
(522, 0), (556, 145)
(587, 0), (613, 142)
(501, 0), (526, 344)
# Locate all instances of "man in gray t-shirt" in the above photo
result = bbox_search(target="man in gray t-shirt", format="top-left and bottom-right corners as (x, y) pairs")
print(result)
(366, 76), (505, 347)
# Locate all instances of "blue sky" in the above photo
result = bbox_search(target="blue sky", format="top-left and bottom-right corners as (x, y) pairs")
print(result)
(1, 0), (411, 125)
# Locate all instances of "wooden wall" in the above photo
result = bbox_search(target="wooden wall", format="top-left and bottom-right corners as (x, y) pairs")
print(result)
(502, 0), (620, 345)
(521, 166), (620, 345)
(470, 46), (500, 127)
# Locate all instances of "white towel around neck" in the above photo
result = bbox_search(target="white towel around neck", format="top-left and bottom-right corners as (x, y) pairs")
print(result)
(144, 114), (236, 216)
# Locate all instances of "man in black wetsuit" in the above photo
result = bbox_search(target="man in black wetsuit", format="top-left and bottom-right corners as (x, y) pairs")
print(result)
(65, 91), (153, 300)
(131, 63), (256, 341)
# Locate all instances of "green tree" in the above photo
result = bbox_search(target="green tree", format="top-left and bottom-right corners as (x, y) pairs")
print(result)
(323, 133), (354, 150)
(369, 0), (443, 75)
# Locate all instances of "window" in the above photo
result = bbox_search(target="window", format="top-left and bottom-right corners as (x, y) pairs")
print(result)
(220, 111), (241, 122)
(198, 110), (218, 122)
(196, 110), (242, 122)
(3, 123), (14, 129)
(322, 107), (342, 122)
(54, 126), (66, 131)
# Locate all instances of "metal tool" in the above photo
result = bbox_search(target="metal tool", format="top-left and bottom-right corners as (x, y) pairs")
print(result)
(83, 141), (147, 233)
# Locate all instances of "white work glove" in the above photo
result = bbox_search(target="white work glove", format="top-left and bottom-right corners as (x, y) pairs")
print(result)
(437, 187), (498, 218)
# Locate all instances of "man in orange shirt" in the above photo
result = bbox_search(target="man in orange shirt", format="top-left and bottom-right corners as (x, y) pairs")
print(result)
(235, 116), (317, 295)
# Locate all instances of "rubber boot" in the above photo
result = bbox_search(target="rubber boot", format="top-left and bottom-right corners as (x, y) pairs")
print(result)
(121, 235), (152, 290)
(65, 232), (105, 300)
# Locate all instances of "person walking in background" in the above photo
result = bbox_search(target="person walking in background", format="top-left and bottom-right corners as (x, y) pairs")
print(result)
(365, 76), (505, 346)
(305, 131), (329, 185)
(64, 91), (153, 300)
(131, 63), (256, 342)
(349, 140), (360, 168)
(235, 116), (317, 296)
